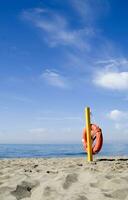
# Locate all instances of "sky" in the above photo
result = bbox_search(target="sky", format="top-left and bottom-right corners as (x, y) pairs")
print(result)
(0, 0), (128, 144)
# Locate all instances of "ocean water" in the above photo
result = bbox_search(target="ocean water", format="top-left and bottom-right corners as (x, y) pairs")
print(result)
(0, 143), (128, 159)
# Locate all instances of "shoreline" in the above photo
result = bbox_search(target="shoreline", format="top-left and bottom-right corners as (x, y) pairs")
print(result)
(1, 155), (128, 160)
(0, 157), (128, 200)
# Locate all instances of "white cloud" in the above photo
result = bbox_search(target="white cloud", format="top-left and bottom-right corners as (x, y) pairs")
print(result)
(29, 128), (46, 134)
(21, 5), (128, 93)
(21, 8), (94, 49)
(94, 71), (128, 90)
(107, 109), (128, 134)
(114, 123), (128, 133)
(27, 127), (81, 143)
(107, 109), (128, 121)
(95, 59), (119, 70)
(115, 123), (123, 130)
(11, 95), (33, 103)
(71, 0), (109, 23)
(36, 116), (81, 121)
(41, 69), (69, 89)
(95, 58), (128, 70)
(94, 58), (128, 90)
(0, 94), (33, 104)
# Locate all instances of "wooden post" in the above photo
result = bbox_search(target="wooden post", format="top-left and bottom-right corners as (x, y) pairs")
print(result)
(85, 107), (93, 161)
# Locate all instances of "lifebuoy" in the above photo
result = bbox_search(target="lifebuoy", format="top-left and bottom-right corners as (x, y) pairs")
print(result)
(82, 124), (103, 154)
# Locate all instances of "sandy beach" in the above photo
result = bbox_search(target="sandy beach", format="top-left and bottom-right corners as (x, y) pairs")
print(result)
(0, 157), (128, 200)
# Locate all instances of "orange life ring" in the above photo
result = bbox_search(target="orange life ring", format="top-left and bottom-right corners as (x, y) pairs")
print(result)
(82, 124), (103, 154)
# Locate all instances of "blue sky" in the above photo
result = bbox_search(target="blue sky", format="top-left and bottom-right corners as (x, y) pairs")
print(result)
(0, 0), (128, 144)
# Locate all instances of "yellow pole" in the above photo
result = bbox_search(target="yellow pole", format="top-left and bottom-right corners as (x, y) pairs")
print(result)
(85, 107), (93, 161)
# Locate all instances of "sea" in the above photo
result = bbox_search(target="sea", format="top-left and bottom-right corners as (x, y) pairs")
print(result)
(0, 143), (128, 159)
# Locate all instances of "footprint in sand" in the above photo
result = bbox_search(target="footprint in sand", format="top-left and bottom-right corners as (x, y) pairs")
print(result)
(111, 178), (122, 184)
(11, 180), (39, 200)
(63, 173), (78, 189)
(43, 186), (57, 197)
(105, 175), (114, 180)
(75, 195), (88, 200)
(0, 186), (13, 193)
(103, 188), (128, 199)
(89, 181), (98, 188)
(103, 193), (113, 198)
(110, 188), (128, 199)
(121, 176), (128, 182)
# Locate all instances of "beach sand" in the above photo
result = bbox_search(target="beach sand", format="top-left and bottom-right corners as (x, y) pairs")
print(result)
(0, 157), (128, 200)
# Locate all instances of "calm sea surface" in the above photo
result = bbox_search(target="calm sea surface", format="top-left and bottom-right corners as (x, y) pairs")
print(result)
(0, 143), (128, 159)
